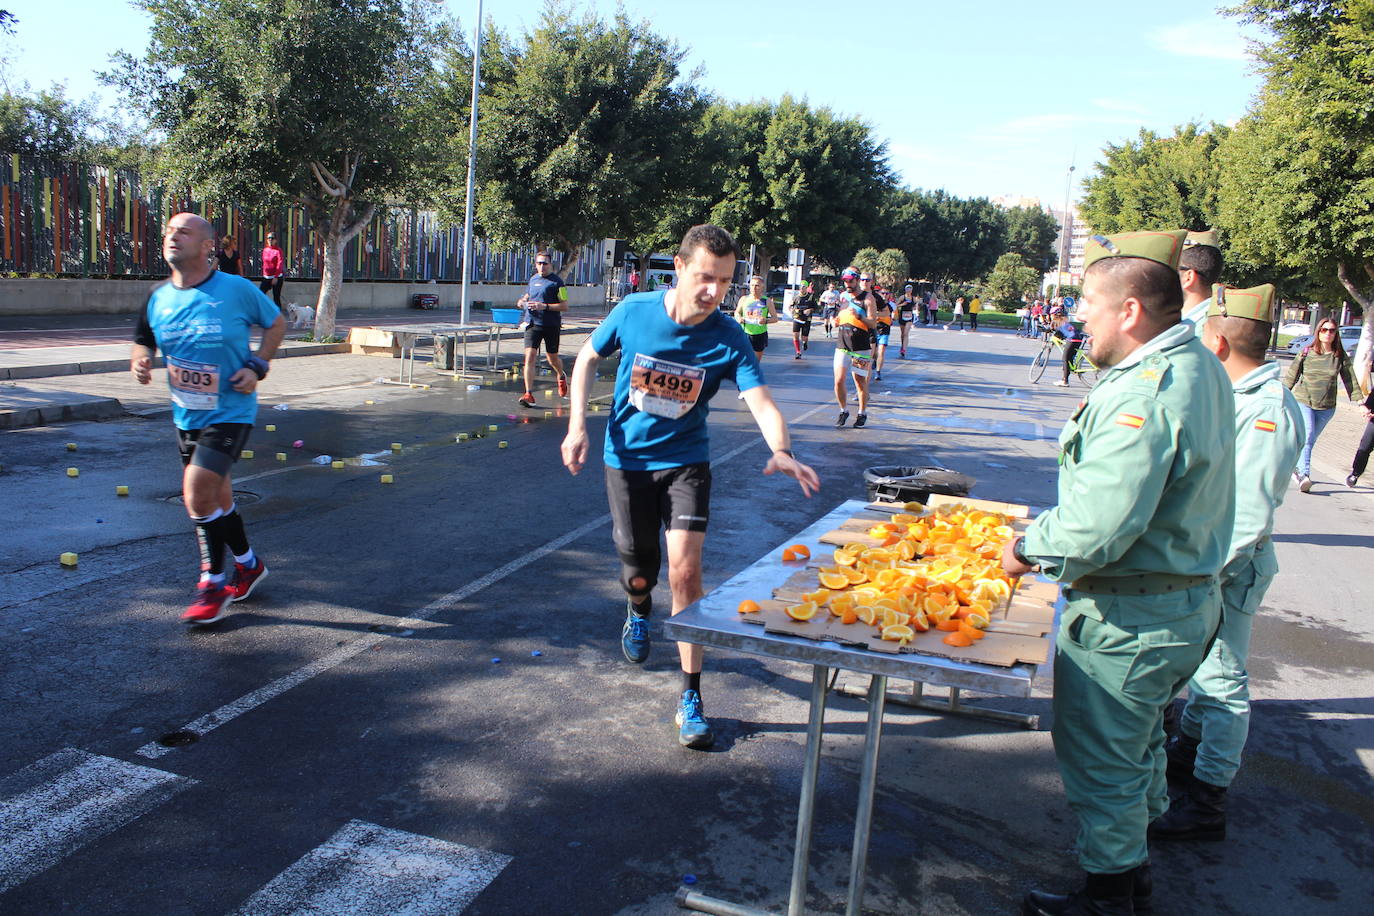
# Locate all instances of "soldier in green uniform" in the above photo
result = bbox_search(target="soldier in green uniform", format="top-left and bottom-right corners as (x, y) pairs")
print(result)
(1150, 284), (1304, 843)
(1179, 230), (1222, 335)
(1002, 230), (1236, 916)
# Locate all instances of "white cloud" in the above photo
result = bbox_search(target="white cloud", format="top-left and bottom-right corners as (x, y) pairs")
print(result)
(1148, 22), (1250, 61)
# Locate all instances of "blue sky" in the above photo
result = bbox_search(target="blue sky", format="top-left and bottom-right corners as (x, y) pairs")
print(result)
(4, 0), (1263, 209)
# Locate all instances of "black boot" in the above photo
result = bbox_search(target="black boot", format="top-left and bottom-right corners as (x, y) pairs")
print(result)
(1164, 731), (1198, 787)
(1023, 870), (1134, 915)
(1149, 778), (1227, 842)
(1132, 862), (1153, 915)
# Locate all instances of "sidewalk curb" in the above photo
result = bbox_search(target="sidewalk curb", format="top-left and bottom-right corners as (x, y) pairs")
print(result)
(0, 342), (351, 381)
(0, 396), (126, 430)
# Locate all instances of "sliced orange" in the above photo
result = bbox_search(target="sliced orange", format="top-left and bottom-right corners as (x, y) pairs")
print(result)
(936, 618), (962, 632)
(738, 599), (761, 614)
(965, 610), (990, 629)
(781, 547), (798, 562)
(840, 608), (859, 625)
(881, 624), (916, 644)
(909, 608), (930, 632)
(801, 588), (832, 606)
(818, 569), (850, 590)
(943, 631), (974, 647)
(958, 621), (986, 641)
(856, 605), (877, 626)
(833, 547), (859, 567)
(788, 543), (811, 559)
(786, 601), (819, 621)
(842, 567), (870, 585)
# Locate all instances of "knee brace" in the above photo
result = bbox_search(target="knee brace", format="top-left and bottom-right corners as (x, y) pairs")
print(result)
(617, 548), (659, 598)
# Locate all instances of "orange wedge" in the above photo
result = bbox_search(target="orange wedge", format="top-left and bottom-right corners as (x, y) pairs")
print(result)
(909, 608), (930, 632)
(834, 547), (859, 567)
(943, 631), (974, 647)
(818, 569), (850, 590)
(881, 624), (915, 644)
(856, 605), (877, 626)
(786, 601), (819, 621)
(781, 547), (798, 561)
(842, 567), (870, 585)
(788, 543), (811, 559)
(958, 620), (986, 641)
(802, 588), (833, 606)
(738, 599), (761, 614)
(840, 608), (859, 625)
(936, 618), (962, 632)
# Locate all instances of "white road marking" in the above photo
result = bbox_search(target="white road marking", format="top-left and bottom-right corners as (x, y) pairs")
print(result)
(0, 748), (194, 894)
(137, 399), (827, 759)
(228, 819), (510, 916)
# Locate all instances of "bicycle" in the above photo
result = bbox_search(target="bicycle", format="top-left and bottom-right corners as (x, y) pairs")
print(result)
(1029, 333), (1099, 387)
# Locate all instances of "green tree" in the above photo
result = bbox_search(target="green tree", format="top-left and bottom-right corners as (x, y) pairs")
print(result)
(706, 95), (891, 274)
(1079, 123), (1229, 237)
(1003, 205), (1060, 273)
(106, 0), (449, 340)
(984, 252), (1040, 310)
(851, 246), (880, 277)
(1219, 0), (1374, 374)
(0, 85), (97, 159)
(468, 2), (707, 264)
(874, 248), (909, 290)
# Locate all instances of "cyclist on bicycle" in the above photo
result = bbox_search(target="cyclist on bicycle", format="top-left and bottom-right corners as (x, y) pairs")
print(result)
(1053, 316), (1085, 387)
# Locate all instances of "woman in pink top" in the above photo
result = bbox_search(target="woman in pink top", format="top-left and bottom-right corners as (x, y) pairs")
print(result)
(259, 231), (284, 307)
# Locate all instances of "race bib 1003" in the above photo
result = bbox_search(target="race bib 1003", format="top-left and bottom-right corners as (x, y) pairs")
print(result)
(629, 354), (706, 419)
(167, 355), (220, 411)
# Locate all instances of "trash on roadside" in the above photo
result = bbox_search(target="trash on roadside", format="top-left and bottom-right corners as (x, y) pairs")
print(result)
(273, 404), (290, 411)
(312, 455), (333, 465)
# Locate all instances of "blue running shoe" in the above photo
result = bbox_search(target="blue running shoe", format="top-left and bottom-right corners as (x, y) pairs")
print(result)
(621, 597), (651, 663)
(675, 689), (715, 749)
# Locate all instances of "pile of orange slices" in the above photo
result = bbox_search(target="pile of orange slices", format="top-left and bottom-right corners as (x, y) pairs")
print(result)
(783, 504), (1018, 647)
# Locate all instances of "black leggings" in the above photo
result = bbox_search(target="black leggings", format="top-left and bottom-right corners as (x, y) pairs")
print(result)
(259, 277), (284, 307)
(1062, 340), (1082, 383)
(1353, 420), (1374, 478)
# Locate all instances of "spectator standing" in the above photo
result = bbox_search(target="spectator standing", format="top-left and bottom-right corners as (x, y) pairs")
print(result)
(968, 295), (982, 331)
(259, 232), (284, 308)
(217, 236), (241, 275)
(1284, 317), (1362, 492)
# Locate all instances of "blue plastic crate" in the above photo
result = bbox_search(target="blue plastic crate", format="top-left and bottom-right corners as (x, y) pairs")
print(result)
(491, 308), (523, 325)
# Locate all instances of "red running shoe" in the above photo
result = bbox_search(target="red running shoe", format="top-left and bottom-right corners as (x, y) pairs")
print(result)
(228, 559), (269, 602)
(557, 374), (569, 398)
(518, 392), (536, 408)
(182, 581), (233, 625)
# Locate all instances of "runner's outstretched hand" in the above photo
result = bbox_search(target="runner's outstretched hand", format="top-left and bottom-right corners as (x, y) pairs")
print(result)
(764, 452), (820, 497)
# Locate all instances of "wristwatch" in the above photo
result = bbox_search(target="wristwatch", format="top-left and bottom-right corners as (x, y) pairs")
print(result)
(245, 356), (270, 379)
(1012, 536), (1033, 567)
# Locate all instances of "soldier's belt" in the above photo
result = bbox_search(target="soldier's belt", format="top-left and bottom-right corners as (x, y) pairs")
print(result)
(1070, 573), (1215, 596)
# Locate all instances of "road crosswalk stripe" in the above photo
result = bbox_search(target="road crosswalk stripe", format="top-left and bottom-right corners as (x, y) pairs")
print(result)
(0, 748), (194, 894)
(229, 819), (511, 916)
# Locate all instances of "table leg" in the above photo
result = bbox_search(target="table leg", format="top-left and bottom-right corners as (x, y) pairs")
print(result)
(786, 664), (830, 916)
(844, 673), (886, 916)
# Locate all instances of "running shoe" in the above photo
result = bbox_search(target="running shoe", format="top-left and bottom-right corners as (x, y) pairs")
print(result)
(794, 353), (801, 360)
(1053, 380), (1069, 387)
(875, 370), (882, 380)
(621, 597), (652, 663)
(557, 374), (569, 398)
(803, 340), (808, 351)
(1292, 470), (1302, 486)
(899, 349), (906, 358)
(1299, 475), (1313, 493)
(227, 559), (268, 602)
(854, 413), (868, 428)
(182, 581), (233, 625)
(1348, 474), (1359, 487)
(836, 410), (849, 428)
(518, 392), (536, 408)
(675, 688), (715, 749)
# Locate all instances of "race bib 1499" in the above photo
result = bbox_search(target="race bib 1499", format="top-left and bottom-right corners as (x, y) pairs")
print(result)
(629, 354), (706, 419)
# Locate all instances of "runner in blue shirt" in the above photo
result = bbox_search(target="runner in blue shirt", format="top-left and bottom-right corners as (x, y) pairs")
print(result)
(131, 213), (285, 625)
(516, 251), (569, 407)
(562, 224), (820, 749)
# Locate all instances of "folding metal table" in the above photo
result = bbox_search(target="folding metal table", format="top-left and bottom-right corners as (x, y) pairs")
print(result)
(661, 499), (1044, 916)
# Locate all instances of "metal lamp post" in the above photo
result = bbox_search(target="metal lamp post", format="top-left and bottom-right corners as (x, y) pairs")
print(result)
(459, 0), (484, 325)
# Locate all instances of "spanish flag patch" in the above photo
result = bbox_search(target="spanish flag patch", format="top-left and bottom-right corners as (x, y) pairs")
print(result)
(1254, 419), (1277, 432)
(1115, 413), (1146, 429)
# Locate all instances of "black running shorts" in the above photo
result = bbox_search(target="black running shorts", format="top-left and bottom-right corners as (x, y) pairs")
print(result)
(606, 462), (712, 551)
(176, 423), (253, 476)
(523, 323), (561, 354)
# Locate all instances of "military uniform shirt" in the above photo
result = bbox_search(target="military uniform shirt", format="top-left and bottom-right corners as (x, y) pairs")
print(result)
(1022, 321), (1236, 589)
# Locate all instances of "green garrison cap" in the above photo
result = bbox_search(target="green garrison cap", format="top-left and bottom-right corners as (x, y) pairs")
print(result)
(1083, 229), (1188, 271)
(1185, 229), (1220, 248)
(1207, 283), (1276, 322)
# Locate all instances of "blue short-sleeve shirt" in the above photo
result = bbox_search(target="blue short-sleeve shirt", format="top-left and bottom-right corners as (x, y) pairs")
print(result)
(591, 291), (765, 470)
(135, 271), (281, 430)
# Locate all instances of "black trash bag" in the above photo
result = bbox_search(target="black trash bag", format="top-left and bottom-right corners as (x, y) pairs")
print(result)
(863, 466), (976, 504)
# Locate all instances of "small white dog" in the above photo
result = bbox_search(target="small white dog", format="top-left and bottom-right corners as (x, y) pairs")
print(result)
(286, 302), (316, 329)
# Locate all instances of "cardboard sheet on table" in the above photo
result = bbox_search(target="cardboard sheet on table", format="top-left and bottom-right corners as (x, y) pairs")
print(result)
(1007, 596), (1057, 626)
(924, 493), (1031, 518)
(818, 527), (887, 549)
(1016, 578), (1061, 604)
(773, 569), (817, 601)
(741, 600), (1048, 667)
(985, 616), (1054, 637)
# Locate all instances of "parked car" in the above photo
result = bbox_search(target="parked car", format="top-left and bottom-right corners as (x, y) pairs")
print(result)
(1277, 322), (1313, 337)
(1286, 324), (1363, 355)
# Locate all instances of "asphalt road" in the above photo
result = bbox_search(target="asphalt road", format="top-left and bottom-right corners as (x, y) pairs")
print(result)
(1, 325), (1371, 915)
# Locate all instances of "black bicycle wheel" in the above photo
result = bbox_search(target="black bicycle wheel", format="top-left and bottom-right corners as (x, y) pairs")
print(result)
(1029, 347), (1050, 383)
(1072, 356), (1099, 388)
